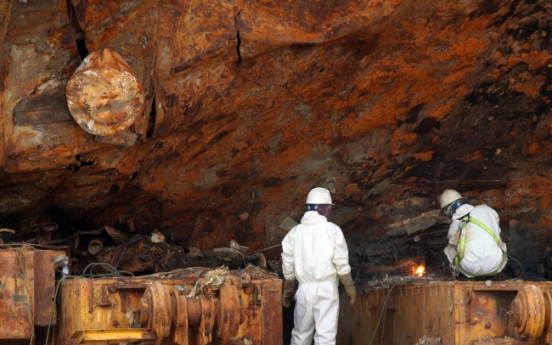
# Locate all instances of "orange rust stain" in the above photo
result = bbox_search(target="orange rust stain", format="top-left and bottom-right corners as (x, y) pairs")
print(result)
(495, 51), (552, 72)
(461, 150), (483, 162)
(527, 142), (538, 155)
(413, 151), (433, 162)
(405, 176), (418, 183)
(442, 70), (472, 85)
(511, 75), (546, 98)
(428, 99), (458, 121)
(391, 131), (417, 156)
(405, 164), (417, 172)
(344, 184), (363, 193)
(535, 180), (552, 228)
(370, 163), (393, 183)
(450, 37), (490, 58)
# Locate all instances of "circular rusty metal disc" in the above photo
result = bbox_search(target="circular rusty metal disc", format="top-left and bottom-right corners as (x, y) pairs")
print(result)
(66, 48), (145, 136)
(544, 290), (552, 326)
(198, 295), (215, 345)
(187, 296), (202, 326)
(511, 284), (545, 339)
(216, 283), (242, 343)
(140, 290), (152, 327)
(174, 294), (189, 345)
(146, 281), (172, 345)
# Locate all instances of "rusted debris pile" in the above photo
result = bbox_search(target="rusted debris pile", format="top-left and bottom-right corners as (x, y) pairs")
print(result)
(5, 223), (272, 276)
(351, 211), (453, 282)
(414, 336), (443, 345)
(358, 274), (450, 290)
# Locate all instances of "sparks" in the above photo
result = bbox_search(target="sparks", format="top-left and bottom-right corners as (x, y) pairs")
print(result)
(414, 265), (425, 277)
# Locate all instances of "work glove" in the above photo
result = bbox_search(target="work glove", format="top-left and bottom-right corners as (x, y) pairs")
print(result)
(339, 273), (356, 307)
(282, 279), (297, 308)
(444, 244), (458, 263)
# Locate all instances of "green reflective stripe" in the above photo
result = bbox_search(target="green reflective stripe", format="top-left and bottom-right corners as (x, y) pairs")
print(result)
(456, 218), (469, 262)
(467, 217), (502, 247)
(457, 234), (466, 261)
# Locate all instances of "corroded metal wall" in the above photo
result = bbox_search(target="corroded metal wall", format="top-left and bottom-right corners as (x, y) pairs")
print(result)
(0, 0), (551, 272)
(338, 281), (552, 345)
(0, 249), (55, 343)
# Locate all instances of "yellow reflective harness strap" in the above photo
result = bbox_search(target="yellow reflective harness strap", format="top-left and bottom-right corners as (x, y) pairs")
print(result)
(455, 218), (469, 266)
(454, 215), (508, 277)
(469, 217), (501, 247)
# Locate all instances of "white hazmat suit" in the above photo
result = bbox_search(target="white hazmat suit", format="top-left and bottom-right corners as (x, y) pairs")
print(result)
(281, 211), (351, 345)
(444, 204), (507, 277)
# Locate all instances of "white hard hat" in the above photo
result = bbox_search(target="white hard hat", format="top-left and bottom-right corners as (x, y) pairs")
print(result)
(306, 187), (333, 205)
(439, 189), (463, 209)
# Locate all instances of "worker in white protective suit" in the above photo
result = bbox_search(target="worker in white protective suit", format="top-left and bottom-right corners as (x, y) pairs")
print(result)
(281, 187), (356, 345)
(440, 189), (508, 278)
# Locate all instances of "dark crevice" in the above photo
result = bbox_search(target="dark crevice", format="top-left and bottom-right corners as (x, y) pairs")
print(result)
(76, 38), (89, 59)
(73, 155), (94, 171)
(108, 184), (120, 195)
(235, 11), (242, 62)
(67, 0), (89, 59)
(146, 98), (156, 138)
(236, 30), (242, 61)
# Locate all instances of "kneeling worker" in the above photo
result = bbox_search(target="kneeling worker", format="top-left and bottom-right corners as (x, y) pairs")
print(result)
(281, 187), (356, 345)
(440, 189), (508, 278)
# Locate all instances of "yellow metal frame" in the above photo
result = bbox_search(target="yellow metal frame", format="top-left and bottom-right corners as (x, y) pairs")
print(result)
(73, 329), (154, 342)
(338, 281), (552, 345)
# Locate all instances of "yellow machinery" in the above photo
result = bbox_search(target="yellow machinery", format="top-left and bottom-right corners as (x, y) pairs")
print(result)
(53, 275), (282, 345)
(9, 246), (552, 345)
(0, 247), (282, 345)
(338, 281), (552, 345)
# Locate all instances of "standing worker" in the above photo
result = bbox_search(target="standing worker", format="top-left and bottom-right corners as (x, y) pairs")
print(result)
(281, 187), (356, 345)
(440, 189), (508, 278)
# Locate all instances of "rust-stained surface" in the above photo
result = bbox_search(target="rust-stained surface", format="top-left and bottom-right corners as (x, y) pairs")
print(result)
(54, 268), (282, 345)
(0, 0), (551, 283)
(338, 281), (552, 345)
(66, 47), (145, 136)
(0, 248), (55, 343)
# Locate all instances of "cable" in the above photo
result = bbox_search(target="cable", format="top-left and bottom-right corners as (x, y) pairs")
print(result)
(507, 255), (524, 279)
(44, 262), (134, 345)
(114, 234), (142, 270)
(368, 283), (397, 345)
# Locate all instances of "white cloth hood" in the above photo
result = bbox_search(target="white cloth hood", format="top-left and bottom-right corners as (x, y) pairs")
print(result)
(452, 204), (475, 219)
(300, 211), (327, 225)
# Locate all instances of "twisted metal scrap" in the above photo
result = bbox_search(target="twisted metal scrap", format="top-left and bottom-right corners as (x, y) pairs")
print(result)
(187, 267), (242, 297)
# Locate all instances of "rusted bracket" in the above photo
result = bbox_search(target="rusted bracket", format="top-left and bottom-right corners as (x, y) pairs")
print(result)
(243, 283), (261, 305)
(243, 283), (260, 317)
(109, 282), (149, 291)
(99, 285), (112, 308)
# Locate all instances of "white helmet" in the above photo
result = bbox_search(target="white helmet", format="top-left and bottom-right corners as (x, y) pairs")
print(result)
(439, 189), (463, 209)
(306, 187), (333, 205)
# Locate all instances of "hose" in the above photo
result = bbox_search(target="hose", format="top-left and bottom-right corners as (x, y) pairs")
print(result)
(44, 263), (134, 345)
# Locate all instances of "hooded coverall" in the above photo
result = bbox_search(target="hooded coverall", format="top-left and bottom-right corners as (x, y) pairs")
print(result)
(281, 211), (351, 345)
(444, 204), (507, 277)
